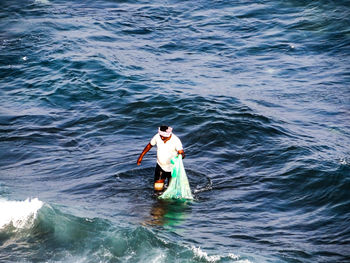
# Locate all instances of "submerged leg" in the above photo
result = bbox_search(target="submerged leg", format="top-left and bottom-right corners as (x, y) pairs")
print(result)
(154, 164), (171, 193)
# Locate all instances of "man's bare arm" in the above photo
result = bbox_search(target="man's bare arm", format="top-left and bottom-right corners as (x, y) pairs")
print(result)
(137, 143), (152, 165)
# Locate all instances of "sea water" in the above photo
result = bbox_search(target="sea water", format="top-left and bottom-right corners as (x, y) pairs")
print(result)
(0, 0), (349, 262)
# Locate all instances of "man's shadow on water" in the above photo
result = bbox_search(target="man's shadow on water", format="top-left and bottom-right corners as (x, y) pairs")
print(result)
(144, 198), (192, 227)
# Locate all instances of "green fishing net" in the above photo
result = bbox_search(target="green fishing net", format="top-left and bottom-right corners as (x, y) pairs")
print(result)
(159, 155), (193, 200)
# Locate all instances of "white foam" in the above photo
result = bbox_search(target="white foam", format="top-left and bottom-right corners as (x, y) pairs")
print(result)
(266, 68), (276, 74)
(151, 251), (166, 263)
(228, 253), (240, 260)
(228, 253), (253, 262)
(191, 247), (253, 263)
(34, 0), (50, 4)
(0, 198), (43, 229)
(340, 157), (348, 165)
(191, 246), (221, 262)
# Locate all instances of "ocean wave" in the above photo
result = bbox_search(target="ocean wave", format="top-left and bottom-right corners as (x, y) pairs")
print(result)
(191, 246), (252, 263)
(0, 201), (247, 263)
(0, 198), (43, 229)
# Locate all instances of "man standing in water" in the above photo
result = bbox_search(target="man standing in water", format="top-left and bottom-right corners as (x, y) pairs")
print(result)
(137, 125), (185, 193)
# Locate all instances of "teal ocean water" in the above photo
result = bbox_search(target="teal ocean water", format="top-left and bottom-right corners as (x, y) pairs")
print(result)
(1, 0), (349, 262)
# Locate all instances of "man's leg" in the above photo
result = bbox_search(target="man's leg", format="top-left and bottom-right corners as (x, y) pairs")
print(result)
(154, 164), (165, 192)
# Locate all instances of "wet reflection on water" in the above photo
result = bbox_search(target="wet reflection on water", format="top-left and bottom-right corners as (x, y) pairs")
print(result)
(145, 199), (192, 227)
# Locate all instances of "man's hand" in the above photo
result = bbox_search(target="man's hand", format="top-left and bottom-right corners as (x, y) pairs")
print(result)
(178, 150), (185, 159)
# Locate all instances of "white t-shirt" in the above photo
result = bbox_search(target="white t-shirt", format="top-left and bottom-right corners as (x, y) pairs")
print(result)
(150, 133), (183, 172)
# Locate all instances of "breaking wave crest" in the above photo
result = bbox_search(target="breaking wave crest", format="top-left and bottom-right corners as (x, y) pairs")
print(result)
(0, 198), (43, 229)
(0, 199), (248, 263)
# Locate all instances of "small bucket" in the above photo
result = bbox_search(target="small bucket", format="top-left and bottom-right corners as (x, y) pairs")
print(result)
(154, 180), (164, 191)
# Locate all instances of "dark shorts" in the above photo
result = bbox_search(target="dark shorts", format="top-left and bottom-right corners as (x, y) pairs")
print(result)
(154, 164), (171, 184)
